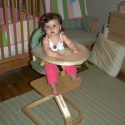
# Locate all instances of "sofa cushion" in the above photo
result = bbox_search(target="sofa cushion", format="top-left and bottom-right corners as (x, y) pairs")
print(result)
(62, 19), (82, 29)
(89, 33), (125, 77)
(64, 29), (96, 44)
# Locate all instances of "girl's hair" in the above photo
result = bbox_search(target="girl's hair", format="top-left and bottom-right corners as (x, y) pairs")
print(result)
(39, 13), (63, 32)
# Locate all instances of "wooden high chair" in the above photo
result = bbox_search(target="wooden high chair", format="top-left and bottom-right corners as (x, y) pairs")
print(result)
(22, 28), (89, 125)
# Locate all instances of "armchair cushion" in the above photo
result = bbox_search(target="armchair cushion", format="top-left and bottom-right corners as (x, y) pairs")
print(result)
(64, 29), (96, 44)
(63, 16), (97, 32)
(62, 19), (82, 29)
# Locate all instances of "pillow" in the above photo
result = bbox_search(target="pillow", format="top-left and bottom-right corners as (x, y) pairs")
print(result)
(89, 33), (125, 77)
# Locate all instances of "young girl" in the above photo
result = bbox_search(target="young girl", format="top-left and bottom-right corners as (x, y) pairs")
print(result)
(39, 13), (83, 96)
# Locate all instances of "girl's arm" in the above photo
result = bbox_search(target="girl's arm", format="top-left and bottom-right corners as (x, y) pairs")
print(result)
(62, 34), (83, 55)
(42, 37), (64, 60)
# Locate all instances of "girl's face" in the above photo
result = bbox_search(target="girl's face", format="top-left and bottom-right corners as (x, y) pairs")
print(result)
(44, 19), (61, 38)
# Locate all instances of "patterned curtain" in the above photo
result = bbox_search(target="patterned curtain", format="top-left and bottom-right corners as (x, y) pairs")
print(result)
(44, 0), (88, 20)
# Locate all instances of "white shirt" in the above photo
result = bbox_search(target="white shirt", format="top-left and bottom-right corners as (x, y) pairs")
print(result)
(46, 32), (65, 52)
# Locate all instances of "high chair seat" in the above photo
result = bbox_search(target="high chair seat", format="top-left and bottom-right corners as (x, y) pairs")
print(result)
(30, 28), (45, 74)
(30, 60), (45, 73)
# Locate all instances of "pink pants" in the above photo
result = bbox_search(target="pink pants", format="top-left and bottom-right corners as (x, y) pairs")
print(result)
(44, 63), (77, 84)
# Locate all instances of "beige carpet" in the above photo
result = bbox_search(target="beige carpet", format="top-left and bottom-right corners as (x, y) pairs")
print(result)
(0, 68), (125, 125)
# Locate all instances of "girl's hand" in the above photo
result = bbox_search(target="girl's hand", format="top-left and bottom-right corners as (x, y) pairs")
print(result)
(55, 53), (65, 60)
(73, 49), (83, 55)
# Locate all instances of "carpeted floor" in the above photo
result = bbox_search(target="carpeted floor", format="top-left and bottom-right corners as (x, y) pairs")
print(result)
(0, 68), (125, 125)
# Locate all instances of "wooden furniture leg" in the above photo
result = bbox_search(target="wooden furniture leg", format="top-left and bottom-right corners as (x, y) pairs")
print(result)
(55, 95), (72, 125)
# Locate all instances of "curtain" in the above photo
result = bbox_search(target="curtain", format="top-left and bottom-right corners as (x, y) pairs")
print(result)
(44, 0), (88, 20)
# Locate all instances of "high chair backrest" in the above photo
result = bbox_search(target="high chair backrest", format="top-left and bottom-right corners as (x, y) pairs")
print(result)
(30, 28), (46, 75)
(31, 28), (45, 48)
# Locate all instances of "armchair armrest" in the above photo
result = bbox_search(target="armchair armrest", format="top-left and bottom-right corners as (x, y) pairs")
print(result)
(81, 16), (97, 34)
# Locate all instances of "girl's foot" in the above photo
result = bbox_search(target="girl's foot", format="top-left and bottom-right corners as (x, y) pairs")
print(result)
(70, 74), (82, 83)
(71, 76), (82, 83)
(50, 83), (58, 96)
(52, 89), (58, 96)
